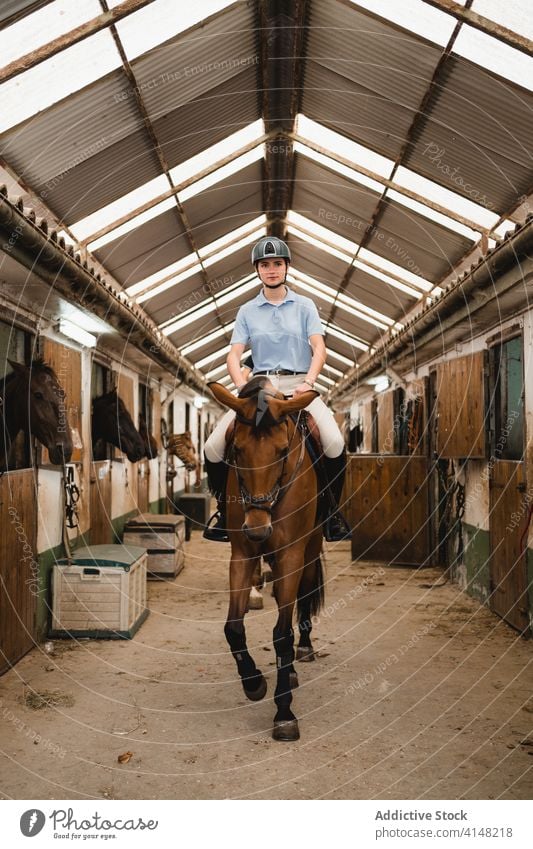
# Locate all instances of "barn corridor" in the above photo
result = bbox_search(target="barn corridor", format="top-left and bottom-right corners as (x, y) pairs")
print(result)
(1, 533), (531, 801)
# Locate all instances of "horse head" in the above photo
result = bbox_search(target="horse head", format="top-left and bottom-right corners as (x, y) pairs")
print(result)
(139, 413), (159, 459)
(6, 359), (73, 465)
(92, 389), (145, 462)
(208, 377), (317, 543)
(167, 431), (197, 471)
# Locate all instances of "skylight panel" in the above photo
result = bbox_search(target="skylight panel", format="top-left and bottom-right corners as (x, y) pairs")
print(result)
(288, 273), (389, 331)
(349, 0), (463, 47)
(323, 362), (344, 378)
(325, 323), (369, 352)
(126, 252), (197, 297)
(0, 29), (122, 134)
(287, 224), (353, 265)
(215, 278), (258, 307)
(198, 216), (266, 259)
(170, 120), (264, 185)
(137, 263), (202, 304)
(288, 211), (360, 255)
(453, 25), (533, 89)
(351, 259), (421, 299)
(289, 267), (395, 326)
(492, 219), (517, 238)
(109, 0), (235, 61)
(0, 0), (101, 66)
(181, 322), (235, 356)
(293, 141), (384, 195)
(179, 146), (264, 203)
(296, 115), (395, 178)
(196, 344), (231, 371)
(326, 347), (355, 367)
(358, 247), (432, 292)
(385, 189), (479, 241)
(473, 0), (533, 41)
(161, 274), (257, 336)
(394, 166), (499, 229)
(89, 196), (177, 251)
(71, 175), (169, 242)
(203, 229), (265, 268)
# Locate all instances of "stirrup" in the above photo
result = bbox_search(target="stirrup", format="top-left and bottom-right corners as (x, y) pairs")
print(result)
(203, 511), (229, 542)
(324, 511), (352, 542)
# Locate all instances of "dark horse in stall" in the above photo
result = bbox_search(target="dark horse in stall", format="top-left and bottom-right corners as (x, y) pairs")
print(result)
(208, 377), (324, 742)
(92, 389), (145, 462)
(0, 359), (73, 469)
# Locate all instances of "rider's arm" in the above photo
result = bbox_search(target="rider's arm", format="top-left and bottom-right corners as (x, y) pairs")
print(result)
(227, 342), (247, 388)
(293, 334), (326, 396)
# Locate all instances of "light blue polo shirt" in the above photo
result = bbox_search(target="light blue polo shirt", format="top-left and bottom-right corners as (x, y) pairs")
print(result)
(230, 286), (324, 372)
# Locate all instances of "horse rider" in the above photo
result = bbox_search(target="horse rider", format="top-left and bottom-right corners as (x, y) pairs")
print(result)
(203, 235), (352, 543)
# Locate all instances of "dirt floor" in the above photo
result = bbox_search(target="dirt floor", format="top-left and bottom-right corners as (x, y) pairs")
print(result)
(1, 532), (532, 800)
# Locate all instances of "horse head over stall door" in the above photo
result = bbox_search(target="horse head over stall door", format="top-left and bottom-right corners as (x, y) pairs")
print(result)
(0, 359), (73, 468)
(92, 390), (146, 462)
(208, 377), (325, 742)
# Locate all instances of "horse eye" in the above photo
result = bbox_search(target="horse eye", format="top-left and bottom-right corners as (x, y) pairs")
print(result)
(34, 391), (44, 400)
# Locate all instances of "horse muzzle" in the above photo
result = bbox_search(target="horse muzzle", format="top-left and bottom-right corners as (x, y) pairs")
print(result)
(48, 441), (73, 465)
(242, 520), (273, 542)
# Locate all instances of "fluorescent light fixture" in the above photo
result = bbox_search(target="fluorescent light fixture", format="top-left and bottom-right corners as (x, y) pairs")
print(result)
(57, 318), (97, 348)
(193, 395), (209, 409)
(61, 305), (110, 335)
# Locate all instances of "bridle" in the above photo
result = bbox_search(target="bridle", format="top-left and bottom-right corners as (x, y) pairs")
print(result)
(227, 390), (307, 515)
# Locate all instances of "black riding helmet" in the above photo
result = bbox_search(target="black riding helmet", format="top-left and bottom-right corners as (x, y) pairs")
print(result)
(251, 236), (291, 266)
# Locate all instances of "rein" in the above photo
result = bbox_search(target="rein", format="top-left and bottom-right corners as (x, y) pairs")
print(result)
(227, 404), (307, 515)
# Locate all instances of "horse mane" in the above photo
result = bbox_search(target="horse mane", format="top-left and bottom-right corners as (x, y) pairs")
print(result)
(237, 376), (285, 432)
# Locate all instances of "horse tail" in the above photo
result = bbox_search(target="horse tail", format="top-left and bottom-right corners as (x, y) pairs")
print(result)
(297, 554), (325, 621)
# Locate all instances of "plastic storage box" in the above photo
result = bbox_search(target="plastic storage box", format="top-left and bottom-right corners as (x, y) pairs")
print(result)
(50, 545), (148, 639)
(123, 514), (185, 579)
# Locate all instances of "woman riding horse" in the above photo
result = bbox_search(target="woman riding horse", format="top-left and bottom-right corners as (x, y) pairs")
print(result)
(203, 236), (351, 542)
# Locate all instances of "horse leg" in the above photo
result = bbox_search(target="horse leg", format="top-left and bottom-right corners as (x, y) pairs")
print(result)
(297, 531), (324, 662)
(271, 560), (302, 741)
(224, 552), (267, 701)
(248, 558), (263, 610)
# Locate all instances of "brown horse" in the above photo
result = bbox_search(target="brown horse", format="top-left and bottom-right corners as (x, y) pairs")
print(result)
(167, 431), (198, 472)
(0, 359), (73, 469)
(208, 377), (325, 742)
(92, 390), (145, 462)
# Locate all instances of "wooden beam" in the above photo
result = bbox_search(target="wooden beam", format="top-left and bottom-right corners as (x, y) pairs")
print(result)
(0, 0), (158, 85)
(422, 0), (533, 56)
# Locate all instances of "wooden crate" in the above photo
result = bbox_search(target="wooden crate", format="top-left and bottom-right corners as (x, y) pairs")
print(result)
(123, 514), (185, 579)
(50, 545), (148, 639)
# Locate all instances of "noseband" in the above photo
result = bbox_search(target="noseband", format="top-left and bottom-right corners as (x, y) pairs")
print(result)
(227, 390), (306, 515)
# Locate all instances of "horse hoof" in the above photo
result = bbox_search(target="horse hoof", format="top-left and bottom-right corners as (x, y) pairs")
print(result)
(243, 674), (267, 701)
(272, 719), (300, 742)
(296, 646), (315, 662)
(289, 670), (299, 689)
(248, 588), (264, 610)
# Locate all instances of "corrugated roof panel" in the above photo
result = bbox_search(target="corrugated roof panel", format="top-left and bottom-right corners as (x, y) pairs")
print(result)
(344, 267), (415, 318)
(143, 270), (206, 326)
(302, 0), (442, 160)
(92, 207), (189, 287)
(0, 0), (52, 27)
(131, 2), (257, 121)
(292, 153), (379, 243)
(152, 67), (260, 169)
(287, 237), (349, 285)
(184, 160), (262, 248)
(0, 68), (162, 222)
(366, 198), (473, 280)
(404, 54), (533, 214)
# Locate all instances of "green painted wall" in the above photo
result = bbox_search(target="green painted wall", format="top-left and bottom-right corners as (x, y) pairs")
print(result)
(461, 522), (491, 605)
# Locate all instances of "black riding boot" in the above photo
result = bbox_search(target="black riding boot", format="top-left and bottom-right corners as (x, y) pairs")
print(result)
(203, 457), (229, 542)
(323, 450), (352, 541)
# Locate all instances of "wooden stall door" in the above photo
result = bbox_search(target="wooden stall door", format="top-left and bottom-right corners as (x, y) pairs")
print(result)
(137, 460), (150, 513)
(489, 461), (529, 632)
(42, 338), (83, 462)
(0, 470), (37, 674)
(90, 460), (112, 544)
(347, 455), (430, 565)
(436, 352), (487, 458)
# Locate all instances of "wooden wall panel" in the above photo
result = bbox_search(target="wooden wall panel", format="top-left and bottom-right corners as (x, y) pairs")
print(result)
(346, 455), (430, 565)
(90, 460), (112, 544)
(137, 461), (150, 513)
(436, 352), (486, 458)
(0, 470), (37, 674)
(362, 400), (374, 453)
(489, 460), (529, 632)
(42, 338), (83, 463)
(117, 373), (134, 418)
(152, 391), (161, 444)
(377, 390), (395, 454)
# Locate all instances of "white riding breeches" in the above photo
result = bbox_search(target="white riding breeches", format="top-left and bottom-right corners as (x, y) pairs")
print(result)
(204, 374), (345, 462)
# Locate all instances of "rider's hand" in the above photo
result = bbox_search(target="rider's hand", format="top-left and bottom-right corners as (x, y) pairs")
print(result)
(293, 382), (313, 396)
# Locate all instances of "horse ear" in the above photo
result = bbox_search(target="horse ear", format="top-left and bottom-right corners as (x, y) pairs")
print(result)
(267, 390), (319, 421)
(207, 381), (248, 414)
(8, 359), (26, 375)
